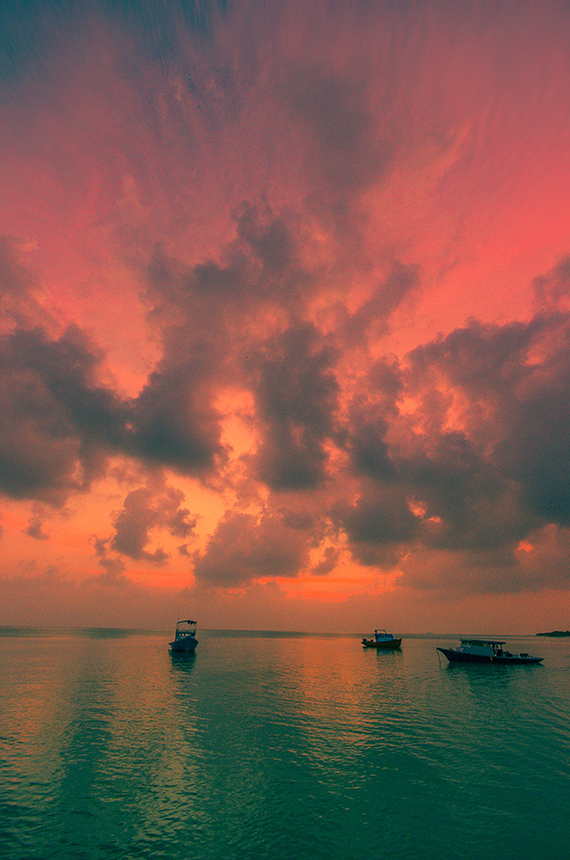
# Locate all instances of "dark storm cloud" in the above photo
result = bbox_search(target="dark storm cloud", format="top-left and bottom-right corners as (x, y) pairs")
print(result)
(348, 355), (403, 480)
(0, 196), (332, 508)
(145, 202), (310, 324)
(532, 254), (570, 311)
(336, 483), (419, 568)
(407, 318), (536, 407)
(4, 222), (570, 602)
(0, 316), (230, 501)
(92, 536), (128, 583)
(401, 524), (570, 596)
(145, 241), (250, 320)
(128, 352), (226, 476)
(404, 431), (538, 553)
(138, 195), (419, 499)
(0, 238), (236, 501)
(235, 202), (300, 279)
(146, 212), (319, 491)
(312, 546), (340, 576)
(111, 481), (197, 563)
(249, 322), (340, 490)
(193, 509), (309, 586)
(343, 263), (421, 346)
(332, 285), (570, 592)
(349, 414), (396, 482)
(12, 325), (127, 448)
(406, 312), (570, 528)
(0, 330), (86, 504)
(0, 324), (126, 503)
(285, 68), (393, 216)
(497, 345), (570, 525)
(25, 514), (49, 540)
(0, 236), (48, 328)
(279, 508), (315, 532)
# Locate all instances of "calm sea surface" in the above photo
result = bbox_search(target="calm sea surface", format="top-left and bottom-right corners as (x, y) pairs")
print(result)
(1, 628), (569, 860)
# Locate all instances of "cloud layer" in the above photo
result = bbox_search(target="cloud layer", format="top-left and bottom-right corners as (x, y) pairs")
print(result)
(1, 0), (570, 628)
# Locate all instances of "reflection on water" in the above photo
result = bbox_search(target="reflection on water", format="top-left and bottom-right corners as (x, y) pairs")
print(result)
(0, 630), (569, 860)
(169, 650), (197, 669)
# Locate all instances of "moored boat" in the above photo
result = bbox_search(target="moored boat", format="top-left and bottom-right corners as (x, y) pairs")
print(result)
(169, 619), (199, 652)
(361, 629), (402, 649)
(437, 638), (543, 665)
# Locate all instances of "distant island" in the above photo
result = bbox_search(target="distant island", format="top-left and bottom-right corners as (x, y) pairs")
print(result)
(536, 630), (570, 637)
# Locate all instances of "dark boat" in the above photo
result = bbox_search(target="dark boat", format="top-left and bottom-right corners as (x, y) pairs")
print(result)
(361, 629), (402, 649)
(169, 619), (199, 652)
(437, 638), (543, 665)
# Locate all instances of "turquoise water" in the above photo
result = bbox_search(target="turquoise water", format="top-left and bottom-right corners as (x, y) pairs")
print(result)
(1, 629), (569, 860)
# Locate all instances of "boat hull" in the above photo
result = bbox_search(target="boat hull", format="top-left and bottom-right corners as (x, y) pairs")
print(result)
(362, 638), (402, 650)
(437, 647), (542, 665)
(169, 636), (198, 652)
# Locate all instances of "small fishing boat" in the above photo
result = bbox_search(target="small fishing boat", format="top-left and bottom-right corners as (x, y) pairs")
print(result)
(437, 638), (543, 665)
(361, 629), (402, 649)
(169, 619), (199, 652)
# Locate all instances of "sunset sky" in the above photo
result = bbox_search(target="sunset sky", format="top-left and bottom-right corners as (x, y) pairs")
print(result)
(1, 0), (570, 633)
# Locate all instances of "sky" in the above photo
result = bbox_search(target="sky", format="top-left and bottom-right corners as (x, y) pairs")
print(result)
(1, 0), (570, 634)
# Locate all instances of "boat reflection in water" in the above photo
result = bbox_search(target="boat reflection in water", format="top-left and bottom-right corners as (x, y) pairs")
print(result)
(437, 638), (543, 665)
(169, 619), (199, 653)
(361, 629), (402, 650)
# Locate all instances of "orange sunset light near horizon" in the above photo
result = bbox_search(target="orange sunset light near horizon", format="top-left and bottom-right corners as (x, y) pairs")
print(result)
(1, 0), (570, 634)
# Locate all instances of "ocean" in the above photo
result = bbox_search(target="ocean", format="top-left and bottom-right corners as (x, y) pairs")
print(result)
(1, 628), (569, 860)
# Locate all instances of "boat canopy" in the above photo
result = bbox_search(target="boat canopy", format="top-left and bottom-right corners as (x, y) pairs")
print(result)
(460, 639), (505, 646)
(174, 619), (197, 638)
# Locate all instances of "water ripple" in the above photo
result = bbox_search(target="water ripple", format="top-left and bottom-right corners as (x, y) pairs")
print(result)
(1, 631), (568, 860)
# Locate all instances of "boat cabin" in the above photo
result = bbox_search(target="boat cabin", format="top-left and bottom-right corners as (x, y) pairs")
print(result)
(457, 639), (512, 658)
(374, 629), (395, 642)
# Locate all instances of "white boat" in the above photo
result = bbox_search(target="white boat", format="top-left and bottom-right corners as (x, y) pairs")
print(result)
(169, 619), (199, 652)
(361, 629), (402, 649)
(437, 638), (543, 665)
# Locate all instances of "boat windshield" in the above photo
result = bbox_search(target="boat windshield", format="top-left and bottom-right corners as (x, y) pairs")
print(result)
(175, 620), (197, 637)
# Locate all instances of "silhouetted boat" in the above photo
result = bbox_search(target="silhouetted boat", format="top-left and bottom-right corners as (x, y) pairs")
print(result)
(437, 638), (543, 664)
(361, 629), (402, 649)
(169, 619), (199, 652)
